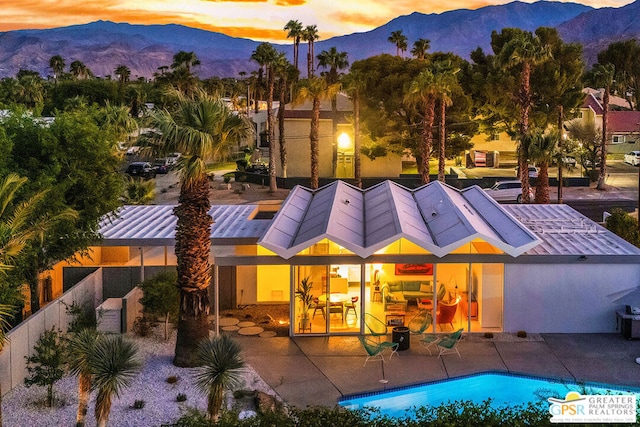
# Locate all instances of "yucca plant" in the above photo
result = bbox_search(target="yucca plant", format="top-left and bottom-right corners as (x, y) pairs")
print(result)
(193, 335), (246, 421)
(90, 335), (142, 427)
(67, 328), (99, 427)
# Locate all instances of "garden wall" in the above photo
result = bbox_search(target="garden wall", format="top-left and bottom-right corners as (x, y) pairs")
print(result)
(0, 268), (103, 396)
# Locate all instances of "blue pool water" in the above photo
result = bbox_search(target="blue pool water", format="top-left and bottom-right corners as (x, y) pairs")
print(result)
(339, 372), (640, 418)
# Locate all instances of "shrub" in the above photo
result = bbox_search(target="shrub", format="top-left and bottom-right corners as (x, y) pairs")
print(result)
(132, 317), (152, 337)
(24, 328), (66, 407)
(176, 393), (188, 402)
(63, 301), (96, 333)
(166, 375), (179, 384)
(132, 399), (146, 409)
(517, 330), (527, 338)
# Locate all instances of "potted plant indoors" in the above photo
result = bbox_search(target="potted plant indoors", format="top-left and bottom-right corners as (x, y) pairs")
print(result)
(295, 276), (314, 331)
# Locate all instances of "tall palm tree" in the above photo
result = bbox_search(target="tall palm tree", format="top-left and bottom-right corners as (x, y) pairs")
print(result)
(122, 176), (155, 205)
(69, 60), (92, 80)
(17, 75), (44, 109)
(496, 30), (551, 202)
(275, 57), (298, 179)
(526, 129), (558, 204)
(432, 61), (459, 182)
(317, 47), (349, 177)
(284, 20), (304, 72)
(171, 51), (201, 75)
(405, 70), (439, 184)
(194, 335), (246, 422)
(411, 38), (431, 60)
(149, 90), (248, 367)
(0, 304), (13, 427)
(90, 335), (141, 427)
(302, 25), (319, 77)
(252, 43), (282, 193)
(114, 65), (131, 86)
(67, 328), (98, 427)
(593, 63), (615, 190)
(295, 77), (340, 189)
(49, 55), (65, 82)
(343, 70), (366, 187)
(388, 30), (408, 57)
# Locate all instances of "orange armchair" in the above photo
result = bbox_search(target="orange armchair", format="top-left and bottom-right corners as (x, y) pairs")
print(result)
(436, 296), (461, 331)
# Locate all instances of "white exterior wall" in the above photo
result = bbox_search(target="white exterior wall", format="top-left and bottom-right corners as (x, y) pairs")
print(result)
(504, 263), (640, 333)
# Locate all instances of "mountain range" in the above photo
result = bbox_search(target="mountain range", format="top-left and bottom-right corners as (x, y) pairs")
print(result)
(0, 1), (639, 79)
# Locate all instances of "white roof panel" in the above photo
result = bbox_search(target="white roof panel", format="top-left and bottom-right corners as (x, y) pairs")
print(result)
(259, 180), (542, 259)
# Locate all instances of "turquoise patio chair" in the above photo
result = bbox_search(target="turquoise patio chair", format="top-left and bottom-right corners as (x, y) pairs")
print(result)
(436, 328), (463, 358)
(408, 310), (432, 335)
(363, 313), (400, 358)
(357, 335), (399, 365)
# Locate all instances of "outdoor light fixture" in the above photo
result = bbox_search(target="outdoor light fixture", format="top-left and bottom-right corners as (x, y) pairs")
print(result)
(337, 133), (352, 151)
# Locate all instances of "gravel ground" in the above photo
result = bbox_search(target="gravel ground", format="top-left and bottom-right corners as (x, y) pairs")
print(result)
(2, 330), (278, 427)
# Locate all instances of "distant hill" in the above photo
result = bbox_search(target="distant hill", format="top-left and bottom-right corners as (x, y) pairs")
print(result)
(558, 0), (640, 64)
(0, 1), (638, 79)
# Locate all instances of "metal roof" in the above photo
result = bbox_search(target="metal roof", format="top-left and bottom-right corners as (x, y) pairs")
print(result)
(98, 204), (269, 246)
(504, 204), (640, 256)
(259, 180), (542, 259)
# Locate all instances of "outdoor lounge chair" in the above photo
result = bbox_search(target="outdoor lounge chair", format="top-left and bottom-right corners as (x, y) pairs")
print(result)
(436, 328), (463, 358)
(408, 310), (432, 335)
(358, 335), (399, 365)
(363, 313), (399, 358)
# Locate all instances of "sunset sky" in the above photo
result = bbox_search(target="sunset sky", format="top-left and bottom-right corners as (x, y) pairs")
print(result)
(1, 0), (635, 42)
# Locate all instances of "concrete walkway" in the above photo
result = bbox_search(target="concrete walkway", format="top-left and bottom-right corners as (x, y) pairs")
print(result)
(237, 333), (640, 408)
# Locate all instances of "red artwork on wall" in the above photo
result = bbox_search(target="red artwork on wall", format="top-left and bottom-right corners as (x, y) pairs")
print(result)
(395, 263), (433, 276)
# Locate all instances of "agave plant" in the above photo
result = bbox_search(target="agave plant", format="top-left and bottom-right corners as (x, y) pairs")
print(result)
(193, 335), (246, 421)
(90, 335), (141, 427)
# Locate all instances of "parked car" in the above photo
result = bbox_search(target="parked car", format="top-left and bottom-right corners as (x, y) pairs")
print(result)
(558, 156), (577, 167)
(583, 158), (601, 168)
(153, 158), (170, 174)
(126, 162), (156, 179)
(515, 166), (539, 178)
(484, 180), (533, 204)
(624, 151), (640, 166)
(167, 152), (181, 167)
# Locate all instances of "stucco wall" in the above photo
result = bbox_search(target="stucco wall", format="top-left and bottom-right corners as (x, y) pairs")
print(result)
(504, 263), (639, 333)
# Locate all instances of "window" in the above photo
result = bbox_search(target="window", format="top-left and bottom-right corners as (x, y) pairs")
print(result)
(612, 135), (625, 144)
(489, 132), (500, 141)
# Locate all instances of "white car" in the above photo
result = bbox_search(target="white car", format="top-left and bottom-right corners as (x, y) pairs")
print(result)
(623, 151), (640, 166)
(515, 166), (539, 178)
(484, 180), (533, 204)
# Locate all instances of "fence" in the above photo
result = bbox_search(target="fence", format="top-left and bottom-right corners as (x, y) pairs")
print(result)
(0, 268), (103, 396)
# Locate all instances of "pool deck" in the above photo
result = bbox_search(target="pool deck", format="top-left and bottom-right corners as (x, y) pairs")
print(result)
(237, 333), (640, 408)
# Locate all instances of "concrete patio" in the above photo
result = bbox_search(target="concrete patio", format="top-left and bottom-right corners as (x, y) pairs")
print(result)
(236, 333), (640, 408)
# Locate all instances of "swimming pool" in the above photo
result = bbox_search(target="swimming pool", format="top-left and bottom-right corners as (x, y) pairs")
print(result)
(340, 372), (640, 418)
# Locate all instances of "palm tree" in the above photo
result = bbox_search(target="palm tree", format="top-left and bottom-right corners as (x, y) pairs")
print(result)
(275, 57), (298, 179)
(496, 30), (551, 202)
(405, 70), (439, 184)
(526, 129), (558, 204)
(148, 90), (248, 367)
(171, 51), (201, 75)
(388, 30), (408, 57)
(114, 65), (131, 86)
(317, 47), (349, 176)
(302, 25), (319, 77)
(411, 39), (431, 60)
(295, 77), (340, 189)
(194, 335), (246, 422)
(122, 176), (155, 205)
(252, 43), (282, 193)
(343, 70), (366, 187)
(592, 63), (615, 190)
(67, 328), (98, 427)
(69, 60), (92, 80)
(284, 20), (304, 72)
(90, 334), (141, 427)
(17, 75), (44, 109)
(432, 61), (459, 182)
(0, 304), (13, 427)
(49, 55), (65, 82)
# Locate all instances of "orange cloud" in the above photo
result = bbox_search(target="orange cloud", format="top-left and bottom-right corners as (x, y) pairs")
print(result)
(330, 11), (389, 28)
